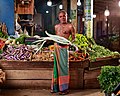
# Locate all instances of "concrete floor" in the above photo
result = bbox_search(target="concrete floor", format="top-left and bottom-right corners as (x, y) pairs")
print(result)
(0, 89), (104, 96)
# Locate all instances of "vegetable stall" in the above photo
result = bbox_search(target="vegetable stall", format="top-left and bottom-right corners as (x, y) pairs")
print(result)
(0, 30), (120, 89)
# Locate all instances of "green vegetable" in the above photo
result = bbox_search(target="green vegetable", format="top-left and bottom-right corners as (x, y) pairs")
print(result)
(88, 45), (120, 61)
(33, 31), (77, 54)
(0, 50), (2, 54)
(15, 34), (29, 44)
(69, 33), (89, 52)
(0, 31), (8, 39)
(98, 66), (120, 93)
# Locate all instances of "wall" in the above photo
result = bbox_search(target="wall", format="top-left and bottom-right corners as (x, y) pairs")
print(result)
(0, 0), (14, 35)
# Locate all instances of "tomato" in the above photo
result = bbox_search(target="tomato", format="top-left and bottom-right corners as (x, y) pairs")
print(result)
(0, 39), (5, 49)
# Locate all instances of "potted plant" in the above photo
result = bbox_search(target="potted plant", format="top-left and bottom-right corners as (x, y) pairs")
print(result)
(98, 66), (120, 96)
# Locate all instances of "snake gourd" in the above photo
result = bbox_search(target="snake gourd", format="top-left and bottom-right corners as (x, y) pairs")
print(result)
(33, 31), (78, 53)
(45, 31), (72, 45)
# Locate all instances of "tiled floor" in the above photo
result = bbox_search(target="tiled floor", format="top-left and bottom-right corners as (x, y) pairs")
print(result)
(0, 89), (104, 96)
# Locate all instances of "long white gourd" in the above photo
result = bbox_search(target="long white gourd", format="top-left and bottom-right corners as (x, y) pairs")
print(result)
(33, 31), (78, 53)
(34, 40), (46, 54)
(42, 37), (70, 45)
(45, 31), (72, 45)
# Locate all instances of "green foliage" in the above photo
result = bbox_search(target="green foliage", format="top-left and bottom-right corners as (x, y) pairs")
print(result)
(87, 37), (96, 45)
(15, 34), (29, 44)
(69, 33), (89, 52)
(98, 66), (120, 93)
(0, 50), (2, 54)
(0, 31), (8, 39)
(69, 34), (120, 61)
(88, 45), (120, 61)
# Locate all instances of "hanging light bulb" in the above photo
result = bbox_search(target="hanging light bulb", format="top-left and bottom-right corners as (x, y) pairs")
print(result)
(59, 4), (63, 9)
(47, 0), (52, 6)
(21, 1), (24, 5)
(46, 11), (49, 14)
(93, 14), (96, 18)
(118, 1), (120, 7)
(104, 6), (110, 16)
(77, 0), (81, 6)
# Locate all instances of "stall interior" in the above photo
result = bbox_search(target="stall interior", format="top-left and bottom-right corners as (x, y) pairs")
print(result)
(94, 0), (120, 52)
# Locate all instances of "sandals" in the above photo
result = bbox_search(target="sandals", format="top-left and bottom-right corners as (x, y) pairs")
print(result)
(59, 90), (69, 95)
(50, 90), (56, 93)
(51, 90), (69, 95)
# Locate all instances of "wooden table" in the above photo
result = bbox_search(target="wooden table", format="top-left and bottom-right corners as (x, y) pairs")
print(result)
(0, 59), (89, 89)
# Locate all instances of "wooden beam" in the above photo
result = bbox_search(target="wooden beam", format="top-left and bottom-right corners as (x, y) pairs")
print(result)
(70, 0), (77, 33)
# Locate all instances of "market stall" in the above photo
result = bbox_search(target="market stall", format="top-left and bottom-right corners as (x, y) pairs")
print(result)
(84, 57), (120, 89)
(0, 29), (119, 89)
(0, 59), (89, 89)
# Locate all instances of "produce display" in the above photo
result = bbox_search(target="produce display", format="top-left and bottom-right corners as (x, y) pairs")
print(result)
(0, 30), (8, 39)
(4, 34), (29, 46)
(69, 33), (120, 61)
(0, 30), (119, 62)
(0, 39), (5, 50)
(88, 44), (120, 61)
(69, 33), (89, 51)
(33, 31), (75, 54)
(69, 51), (88, 61)
(1, 45), (33, 61)
(32, 51), (54, 61)
(5, 39), (16, 45)
(31, 45), (88, 61)
(15, 34), (29, 44)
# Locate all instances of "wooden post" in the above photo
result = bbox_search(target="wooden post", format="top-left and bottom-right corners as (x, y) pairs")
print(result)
(84, 0), (93, 38)
(62, 0), (67, 12)
(70, 0), (77, 33)
(52, 7), (55, 26)
(0, 69), (5, 84)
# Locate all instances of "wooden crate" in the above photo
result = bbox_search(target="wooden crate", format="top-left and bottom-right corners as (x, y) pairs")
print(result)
(0, 60), (89, 89)
(83, 57), (120, 89)
(84, 68), (101, 89)
(90, 57), (120, 68)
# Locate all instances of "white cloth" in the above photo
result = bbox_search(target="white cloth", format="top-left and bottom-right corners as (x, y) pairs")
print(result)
(15, 20), (21, 31)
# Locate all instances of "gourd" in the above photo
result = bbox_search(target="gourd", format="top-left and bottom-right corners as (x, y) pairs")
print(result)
(33, 31), (77, 54)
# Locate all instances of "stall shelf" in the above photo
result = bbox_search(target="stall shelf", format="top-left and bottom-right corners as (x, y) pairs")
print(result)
(84, 57), (120, 89)
(0, 59), (89, 89)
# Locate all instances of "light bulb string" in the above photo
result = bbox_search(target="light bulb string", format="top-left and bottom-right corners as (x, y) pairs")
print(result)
(77, 0), (81, 6)
(47, 0), (62, 7)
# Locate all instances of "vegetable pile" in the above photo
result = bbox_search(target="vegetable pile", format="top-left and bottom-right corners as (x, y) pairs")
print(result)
(0, 39), (5, 49)
(0, 31), (8, 39)
(69, 34), (89, 52)
(69, 51), (88, 61)
(32, 51), (54, 61)
(33, 31), (76, 54)
(88, 44), (120, 61)
(0, 30), (119, 62)
(1, 45), (33, 61)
